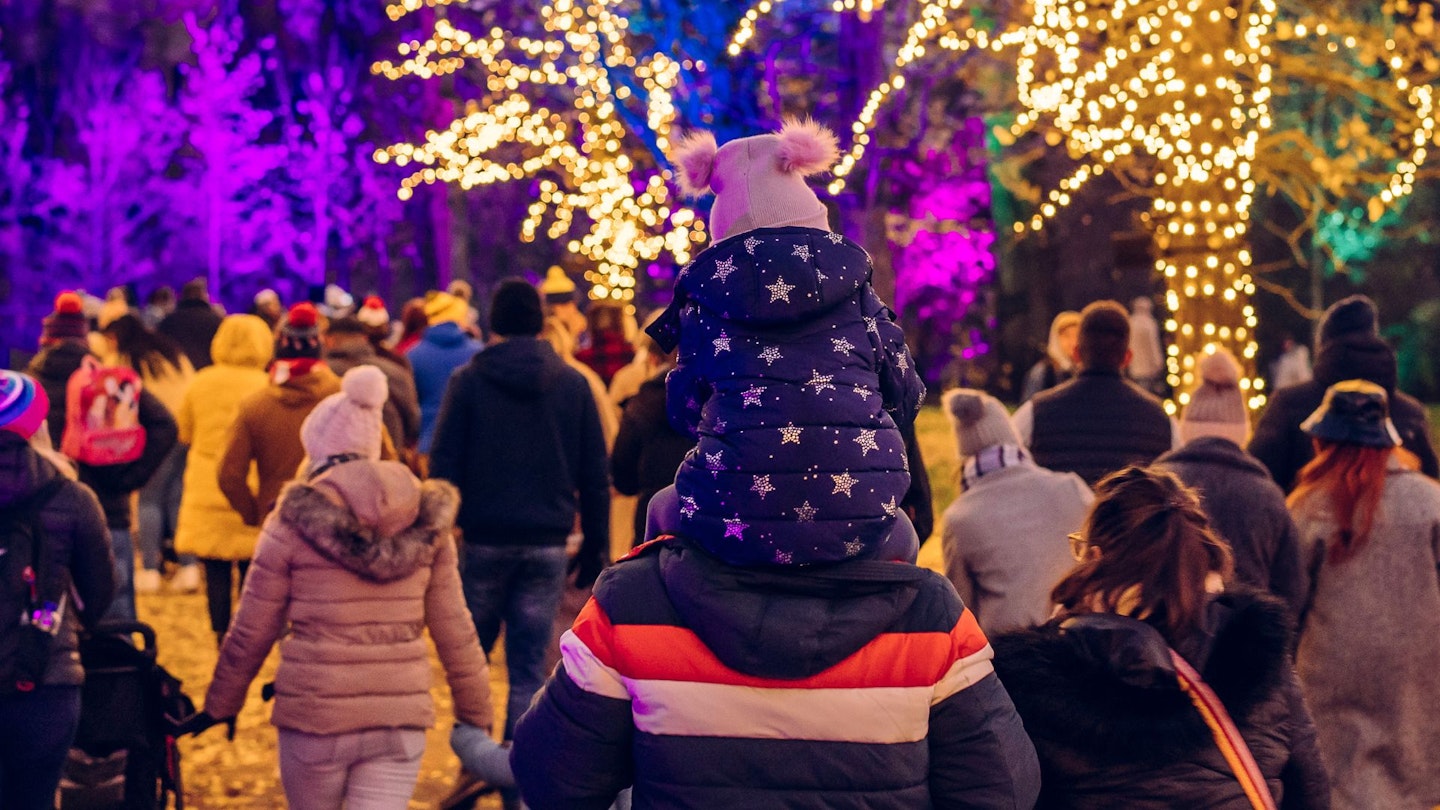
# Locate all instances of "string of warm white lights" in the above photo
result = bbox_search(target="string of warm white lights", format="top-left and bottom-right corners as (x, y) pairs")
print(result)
(373, 0), (704, 302)
(735, 0), (1438, 409)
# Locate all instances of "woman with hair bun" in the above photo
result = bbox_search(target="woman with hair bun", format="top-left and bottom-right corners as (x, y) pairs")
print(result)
(992, 465), (1330, 809)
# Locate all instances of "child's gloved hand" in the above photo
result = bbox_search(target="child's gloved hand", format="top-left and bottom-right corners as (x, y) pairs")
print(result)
(450, 723), (516, 788)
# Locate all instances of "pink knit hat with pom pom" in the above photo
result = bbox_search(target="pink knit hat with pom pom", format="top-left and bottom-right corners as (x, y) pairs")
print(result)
(301, 365), (389, 468)
(1181, 348), (1250, 446)
(670, 118), (840, 242)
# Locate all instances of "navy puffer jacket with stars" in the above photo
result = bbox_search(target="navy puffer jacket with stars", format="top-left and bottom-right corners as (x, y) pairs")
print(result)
(648, 226), (925, 566)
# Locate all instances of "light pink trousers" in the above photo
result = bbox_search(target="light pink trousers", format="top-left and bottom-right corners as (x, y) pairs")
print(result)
(278, 728), (426, 810)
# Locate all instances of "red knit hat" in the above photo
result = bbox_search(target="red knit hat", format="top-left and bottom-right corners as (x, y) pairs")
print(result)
(41, 291), (89, 344)
(276, 302), (322, 360)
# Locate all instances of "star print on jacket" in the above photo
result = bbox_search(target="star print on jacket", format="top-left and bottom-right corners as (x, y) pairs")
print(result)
(644, 226), (926, 567)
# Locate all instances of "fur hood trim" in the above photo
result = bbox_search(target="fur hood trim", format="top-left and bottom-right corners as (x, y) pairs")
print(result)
(277, 477), (460, 583)
(992, 590), (1292, 765)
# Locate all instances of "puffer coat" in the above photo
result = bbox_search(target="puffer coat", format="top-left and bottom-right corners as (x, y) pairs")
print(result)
(992, 590), (1330, 809)
(647, 226), (925, 566)
(174, 316), (273, 561)
(0, 433), (114, 688)
(203, 459), (492, 734)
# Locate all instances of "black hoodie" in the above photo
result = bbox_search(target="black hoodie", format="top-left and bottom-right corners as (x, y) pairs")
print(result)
(1249, 330), (1437, 491)
(429, 337), (609, 561)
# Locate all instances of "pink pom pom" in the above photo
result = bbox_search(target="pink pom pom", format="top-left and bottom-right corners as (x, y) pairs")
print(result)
(670, 131), (719, 198)
(775, 117), (840, 176)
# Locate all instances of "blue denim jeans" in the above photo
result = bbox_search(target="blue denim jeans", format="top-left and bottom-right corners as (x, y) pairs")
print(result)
(103, 527), (136, 622)
(137, 444), (195, 570)
(0, 685), (81, 809)
(460, 544), (568, 740)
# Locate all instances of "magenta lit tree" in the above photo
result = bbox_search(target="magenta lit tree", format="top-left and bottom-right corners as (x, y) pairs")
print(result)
(32, 61), (187, 291)
(176, 13), (292, 293)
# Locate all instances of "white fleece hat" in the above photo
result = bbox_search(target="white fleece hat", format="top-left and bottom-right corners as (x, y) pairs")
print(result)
(670, 118), (839, 243)
(944, 388), (1021, 457)
(1181, 349), (1249, 446)
(301, 365), (389, 465)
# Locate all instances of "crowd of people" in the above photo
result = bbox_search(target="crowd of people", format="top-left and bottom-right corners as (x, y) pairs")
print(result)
(1, 121), (1438, 810)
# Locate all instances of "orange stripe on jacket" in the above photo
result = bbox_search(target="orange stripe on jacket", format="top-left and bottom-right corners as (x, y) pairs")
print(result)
(571, 598), (989, 689)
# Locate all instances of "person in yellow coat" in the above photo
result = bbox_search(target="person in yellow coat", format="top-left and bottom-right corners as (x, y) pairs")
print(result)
(173, 315), (274, 645)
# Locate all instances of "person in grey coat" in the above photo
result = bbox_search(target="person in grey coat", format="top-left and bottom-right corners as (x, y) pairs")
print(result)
(940, 389), (1092, 633)
(1289, 380), (1440, 810)
(1155, 349), (1303, 614)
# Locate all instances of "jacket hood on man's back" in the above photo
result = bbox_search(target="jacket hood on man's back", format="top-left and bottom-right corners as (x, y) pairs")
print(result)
(473, 337), (565, 398)
(0, 432), (61, 509)
(682, 227), (871, 325)
(30, 341), (90, 382)
(211, 315), (274, 370)
(654, 540), (935, 680)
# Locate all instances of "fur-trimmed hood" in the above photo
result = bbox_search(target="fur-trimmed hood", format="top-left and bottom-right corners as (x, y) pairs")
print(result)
(276, 459), (460, 582)
(991, 589), (1292, 765)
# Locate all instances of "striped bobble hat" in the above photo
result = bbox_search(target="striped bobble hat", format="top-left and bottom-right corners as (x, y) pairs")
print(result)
(0, 370), (51, 440)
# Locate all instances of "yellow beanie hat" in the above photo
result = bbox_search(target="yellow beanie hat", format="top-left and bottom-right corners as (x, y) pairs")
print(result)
(540, 266), (577, 304)
(425, 292), (469, 326)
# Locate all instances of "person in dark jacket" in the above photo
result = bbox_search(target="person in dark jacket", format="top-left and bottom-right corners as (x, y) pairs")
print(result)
(28, 295), (178, 622)
(27, 292), (92, 449)
(1013, 300), (1178, 486)
(512, 534), (1042, 810)
(158, 278), (224, 370)
(612, 357), (696, 546)
(1156, 348), (1303, 614)
(648, 120), (925, 567)
(0, 371), (115, 810)
(429, 280), (610, 755)
(575, 301), (635, 386)
(992, 466), (1330, 810)
(323, 315), (421, 450)
(1249, 295), (1437, 491)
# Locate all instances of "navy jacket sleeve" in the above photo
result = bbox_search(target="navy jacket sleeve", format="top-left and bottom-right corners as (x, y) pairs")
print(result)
(928, 672), (1042, 809)
(512, 664), (634, 810)
(862, 286), (925, 429)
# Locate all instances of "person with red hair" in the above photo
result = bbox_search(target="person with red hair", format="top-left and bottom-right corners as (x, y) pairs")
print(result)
(1288, 380), (1440, 810)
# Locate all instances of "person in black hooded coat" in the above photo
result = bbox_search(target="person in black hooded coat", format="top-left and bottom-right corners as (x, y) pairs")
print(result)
(1249, 295), (1437, 491)
(992, 466), (1329, 810)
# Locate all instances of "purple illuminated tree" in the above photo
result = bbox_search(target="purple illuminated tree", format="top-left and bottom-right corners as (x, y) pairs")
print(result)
(31, 61), (186, 290)
(176, 13), (291, 293)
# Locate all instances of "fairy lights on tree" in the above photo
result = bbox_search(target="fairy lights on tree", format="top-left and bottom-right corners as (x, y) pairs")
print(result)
(732, 0), (1439, 409)
(373, 0), (706, 302)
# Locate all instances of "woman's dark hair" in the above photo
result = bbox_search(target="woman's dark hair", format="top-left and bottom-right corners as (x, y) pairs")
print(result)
(586, 301), (626, 338)
(1052, 465), (1234, 642)
(398, 298), (428, 342)
(103, 313), (186, 379)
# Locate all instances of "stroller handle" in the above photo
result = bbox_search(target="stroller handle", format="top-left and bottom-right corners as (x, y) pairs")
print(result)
(90, 621), (158, 655)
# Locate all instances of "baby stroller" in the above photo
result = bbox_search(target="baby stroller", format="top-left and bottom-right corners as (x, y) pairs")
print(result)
(59, 622), (193, 809)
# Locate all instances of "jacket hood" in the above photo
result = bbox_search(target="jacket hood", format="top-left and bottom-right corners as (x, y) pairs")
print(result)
(29, 341), (90, 382)
(1313, 332), (1397, 392)
(656, 539), (933, 679)
(275, 364), (339, 407)
(991, 589), (1291, 765)
(680, 227), (870, 325)
(211, 315), (274, 370)
(276, 459), (459, 582)
(0, 432), (62, 509)
(1157, 436), (1270, 479)
(473, 338), (566, 398)
(423, 321), (471, 349)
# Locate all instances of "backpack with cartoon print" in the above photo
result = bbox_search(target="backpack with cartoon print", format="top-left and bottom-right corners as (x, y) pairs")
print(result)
(61, 356), (147, 466)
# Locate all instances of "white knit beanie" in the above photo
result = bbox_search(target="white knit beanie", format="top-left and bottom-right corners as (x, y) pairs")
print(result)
(670, 118), (839, 243)
(301, 365), (389, 465)
(1181, 349), (1249, 446)
(944, 388), (1021, 458)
